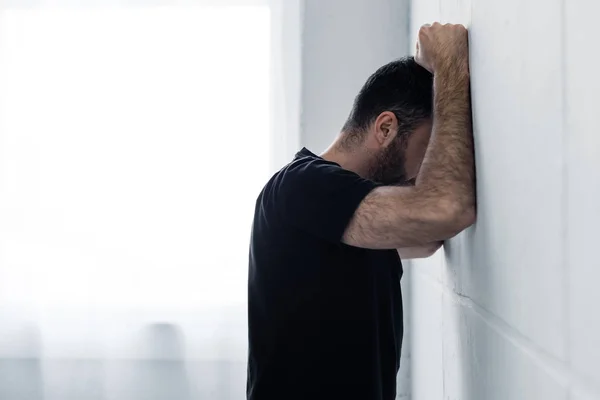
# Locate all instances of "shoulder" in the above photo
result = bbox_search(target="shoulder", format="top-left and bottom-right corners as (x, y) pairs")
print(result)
(254, 151), (337, 224)
(275, 150), (359, 194)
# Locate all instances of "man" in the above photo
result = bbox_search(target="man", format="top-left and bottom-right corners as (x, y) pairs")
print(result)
(247, 23), (475, 400)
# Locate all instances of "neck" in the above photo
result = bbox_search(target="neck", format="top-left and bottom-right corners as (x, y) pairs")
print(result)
(319, 134), (373, 179)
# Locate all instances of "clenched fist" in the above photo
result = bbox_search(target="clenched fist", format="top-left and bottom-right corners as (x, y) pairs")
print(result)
(415, 22), (469, 74)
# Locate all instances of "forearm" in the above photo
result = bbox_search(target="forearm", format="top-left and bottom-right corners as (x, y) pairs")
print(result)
(416, 62), (475, 212)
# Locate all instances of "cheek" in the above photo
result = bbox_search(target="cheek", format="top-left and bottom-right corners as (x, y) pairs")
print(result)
(405, 138), (430, 178)
(403, 156), (420, 179)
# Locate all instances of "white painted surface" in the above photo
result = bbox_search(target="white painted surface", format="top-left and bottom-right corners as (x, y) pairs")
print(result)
(301, 0), (410, 154)
(269, 0), (303, 170)
(409, 0), (600, 399)
(566, 0), (600, 387)
(411, 268), (443, 400)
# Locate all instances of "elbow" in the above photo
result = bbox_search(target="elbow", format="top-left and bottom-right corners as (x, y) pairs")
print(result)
(455, 203), (476, 230)
(440, 200), (476, 237)
(421, 241), (444, 258)
(397, 241), (443, 260)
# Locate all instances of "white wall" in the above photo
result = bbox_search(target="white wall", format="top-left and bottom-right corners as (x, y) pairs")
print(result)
(299, 0), (411, 398)
(268, 0), (303, 170)
(301, 0), (410, 153)
(409, 1), (600, 399)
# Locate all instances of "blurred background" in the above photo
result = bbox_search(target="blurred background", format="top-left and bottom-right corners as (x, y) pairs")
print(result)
(0, 0), (599, 400)
(0, 1), (299, 399)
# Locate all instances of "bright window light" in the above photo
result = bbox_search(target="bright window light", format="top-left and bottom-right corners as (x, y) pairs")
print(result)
(0, 6), (271, 311)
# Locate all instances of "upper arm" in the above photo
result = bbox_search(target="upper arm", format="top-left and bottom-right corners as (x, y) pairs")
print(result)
(342, 185), (471, 249)
(276, 159), (379, 243)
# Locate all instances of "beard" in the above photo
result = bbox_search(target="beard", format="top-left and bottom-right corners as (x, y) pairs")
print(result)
(369, 136), (408, 185)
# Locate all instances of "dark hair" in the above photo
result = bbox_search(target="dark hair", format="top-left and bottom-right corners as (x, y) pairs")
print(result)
(341, 56), (433, 145)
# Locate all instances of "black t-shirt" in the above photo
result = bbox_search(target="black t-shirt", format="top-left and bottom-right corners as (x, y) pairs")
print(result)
(247, 148), (403, 400)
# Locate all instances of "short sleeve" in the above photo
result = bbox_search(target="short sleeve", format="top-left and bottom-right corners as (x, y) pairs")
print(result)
(273, 157), (379, 243)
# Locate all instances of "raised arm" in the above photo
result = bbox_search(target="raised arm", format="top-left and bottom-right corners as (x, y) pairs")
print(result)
(342, 23), (475, 249)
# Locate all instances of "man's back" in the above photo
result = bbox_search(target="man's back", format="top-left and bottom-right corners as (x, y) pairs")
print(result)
(247, 148), (403, 400)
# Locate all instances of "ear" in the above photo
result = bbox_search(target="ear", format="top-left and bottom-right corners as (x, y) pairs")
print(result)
(372, 111), (399, 147)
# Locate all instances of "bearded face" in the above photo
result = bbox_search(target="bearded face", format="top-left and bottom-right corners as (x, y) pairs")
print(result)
(369, 135), (408, 185)
(369, 120), (433, 185)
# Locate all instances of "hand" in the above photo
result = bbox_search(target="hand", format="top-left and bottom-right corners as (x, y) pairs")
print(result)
(415, 22), (469, 74)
